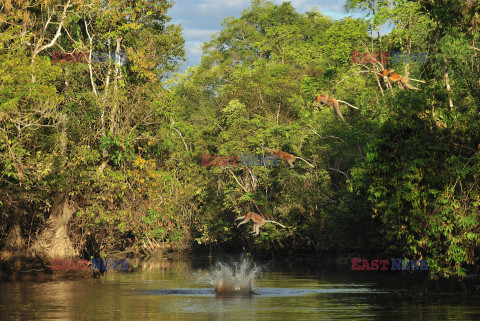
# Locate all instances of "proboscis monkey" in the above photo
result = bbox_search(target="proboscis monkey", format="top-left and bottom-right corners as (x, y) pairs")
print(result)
(315, 94), (345, 123)
(381, 69), (420, 90)
(236, 212), (286, 235)
(262, 148), (314, 168)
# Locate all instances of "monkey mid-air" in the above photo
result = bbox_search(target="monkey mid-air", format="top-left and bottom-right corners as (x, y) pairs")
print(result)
(381, 69), (420, 90)
(236, 212), (286, 235)
(315, 94), (345, 123)
(262, 147), (314, 168)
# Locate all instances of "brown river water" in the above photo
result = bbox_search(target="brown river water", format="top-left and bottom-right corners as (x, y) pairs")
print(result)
(1, 258), (479, 320)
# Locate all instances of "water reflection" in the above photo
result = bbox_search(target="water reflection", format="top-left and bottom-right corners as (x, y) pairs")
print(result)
(1, 259), (480, 320)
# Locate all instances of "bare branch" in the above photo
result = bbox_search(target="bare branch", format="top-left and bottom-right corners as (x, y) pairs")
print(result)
(337, 100), (359, 109)
(170, 120), (189, 152)
(34, 1), (71, 56)
(328, 167), (350, 179)
(84, 19), (97, 97)
(404, 76), (426, 83)
(228, 168), (249, 194)
(333, 69), (371, 90)
(308, 126), (345, 142)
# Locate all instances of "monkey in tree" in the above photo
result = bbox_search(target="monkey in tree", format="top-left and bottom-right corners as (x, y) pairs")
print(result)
(236, 212), (285, 235)
(381, 69), (420, 90)
(263, 148), (314, 168)
(315, 94), (345, 123)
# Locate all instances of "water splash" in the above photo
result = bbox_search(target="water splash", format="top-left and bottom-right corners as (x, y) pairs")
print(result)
(209, 258), (261, 296)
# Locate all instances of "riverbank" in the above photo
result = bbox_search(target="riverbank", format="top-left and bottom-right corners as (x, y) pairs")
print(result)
(0, 248), (188, 282)
(2, 248), (479, 296)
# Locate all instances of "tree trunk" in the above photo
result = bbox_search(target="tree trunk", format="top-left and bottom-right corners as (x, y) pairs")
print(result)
(30, 192), (77, 259)
(4, 208), (24, 252)
(109, 37), (123, 134)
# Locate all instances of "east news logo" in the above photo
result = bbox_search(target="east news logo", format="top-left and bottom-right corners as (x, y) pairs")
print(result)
(351, 258), (428, 271)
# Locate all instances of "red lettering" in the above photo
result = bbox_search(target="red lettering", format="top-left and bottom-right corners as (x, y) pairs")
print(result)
(51, 258), (62, 270)
(62, 53), (71, 63)
(68, 259), (79, 270)
(80, 52), (88, 63)
(78, 259), (90, 271)
(52, 51), (60, 63)
(361, 259), (371, 270)
(379, 259), (389, 270)
(70, 52), (88, 63)
(219, 156), (230, 166)
(201, 154), (213, 166)
(370, 259), (379, 270)
(230, 156), (239, 166)
(210, 156), (220, 166)
(351, 258), (363, 270)
(358, 53), (367, 63)
(362, 53), (381, 63)
(361, 53), (373, 63)
(351, 51), (362, 63)
(59, 259), (70, 270)
(379, 52), (390, 63)
(363, 53), (375, 63)
(352, 51), (389, 64)
(72, 53), (83, 63)
(357, 53), (366, 63)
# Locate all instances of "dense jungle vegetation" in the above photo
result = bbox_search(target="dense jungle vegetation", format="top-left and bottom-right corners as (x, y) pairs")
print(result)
(1, 0), (479, 280)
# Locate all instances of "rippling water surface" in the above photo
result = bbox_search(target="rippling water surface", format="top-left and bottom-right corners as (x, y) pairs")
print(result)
(1, 259), (479, 320)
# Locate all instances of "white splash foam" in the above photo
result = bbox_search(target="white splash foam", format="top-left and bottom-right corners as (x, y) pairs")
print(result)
(209, 258), (261, 295)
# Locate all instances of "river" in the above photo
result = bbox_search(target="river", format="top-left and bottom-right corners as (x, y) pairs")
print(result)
(1, 258), (479, 320)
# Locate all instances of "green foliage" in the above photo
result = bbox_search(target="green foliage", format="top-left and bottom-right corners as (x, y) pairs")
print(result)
(99, 133), (135, 166)
(350, 89), (480, 277)
(1, 0), (480, 283)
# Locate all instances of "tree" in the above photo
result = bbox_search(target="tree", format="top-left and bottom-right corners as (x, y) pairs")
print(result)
(0, 0), (185, 260)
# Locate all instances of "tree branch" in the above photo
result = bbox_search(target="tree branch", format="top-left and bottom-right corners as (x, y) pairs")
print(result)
(34, 1), (71, 56)
(228, 168), (249, 194)
(337, 100), (359, 109)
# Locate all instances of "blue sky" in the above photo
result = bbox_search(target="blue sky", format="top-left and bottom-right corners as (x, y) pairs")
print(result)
(169, 0), (351, 73)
